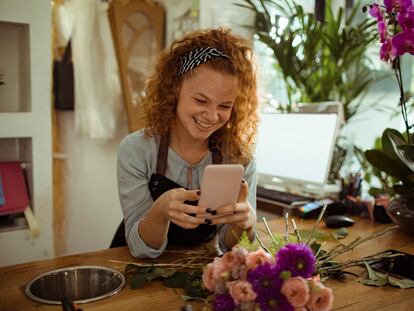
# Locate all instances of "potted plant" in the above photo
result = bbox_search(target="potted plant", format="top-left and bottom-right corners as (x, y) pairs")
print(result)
(364, 0), (414, 233)
(237, 0), (379, 121)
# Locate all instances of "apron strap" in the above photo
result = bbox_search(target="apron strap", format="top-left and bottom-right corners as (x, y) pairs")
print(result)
(157, 135), (222, 175)
(157, 135), (170, 175)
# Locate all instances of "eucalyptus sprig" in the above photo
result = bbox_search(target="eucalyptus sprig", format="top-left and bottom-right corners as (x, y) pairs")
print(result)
(110, 249), (216, 300)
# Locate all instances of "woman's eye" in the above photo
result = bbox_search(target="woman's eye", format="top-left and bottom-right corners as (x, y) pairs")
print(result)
(220, 105), (232, 110)
(195, 98), (207, 104)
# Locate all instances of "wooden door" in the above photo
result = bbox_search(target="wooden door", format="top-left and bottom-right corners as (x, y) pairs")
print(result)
(109, 0), (165, 132)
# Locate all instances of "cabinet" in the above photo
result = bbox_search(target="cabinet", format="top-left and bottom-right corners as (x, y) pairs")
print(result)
(0, 0), (53, 266)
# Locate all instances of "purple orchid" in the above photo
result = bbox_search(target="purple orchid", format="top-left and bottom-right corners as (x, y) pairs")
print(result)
(397, 6), (414, 30)
(369, 3), (384, 20)
(392, 29), (414, 55)
(384, 0), (412, 13)
(378, 20), (389, 42)
(380, 38), (397, 60)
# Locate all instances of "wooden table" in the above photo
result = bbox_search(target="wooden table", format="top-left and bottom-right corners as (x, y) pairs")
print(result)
(1, 217), (413, 311)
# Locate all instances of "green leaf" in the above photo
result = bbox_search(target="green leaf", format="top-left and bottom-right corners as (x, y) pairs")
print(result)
(163, 271), (189, 288)
(382, 128), (405, 160)
(360, 262), (389, 286)
(124, 264), (139, 275)
(238, 230), (259, 251)
(388, 275), (414, 288)
(297, 229), (334, 241)
(387, 131), (414, 171)
(130, 273), (148, 289)
(332, 227), (348, 239)
(184, 279), (208, 299)
(365, 149), (412, 179)
(359, 278), (389, 286)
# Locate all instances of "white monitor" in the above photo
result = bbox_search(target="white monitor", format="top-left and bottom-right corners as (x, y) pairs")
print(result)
(255, 111), (340, 195)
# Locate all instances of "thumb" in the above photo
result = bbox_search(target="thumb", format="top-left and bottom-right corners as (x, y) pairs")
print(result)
(238, 179), (249, 202)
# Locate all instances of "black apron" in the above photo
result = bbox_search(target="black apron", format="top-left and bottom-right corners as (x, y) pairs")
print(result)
(110, 135), (222, 248)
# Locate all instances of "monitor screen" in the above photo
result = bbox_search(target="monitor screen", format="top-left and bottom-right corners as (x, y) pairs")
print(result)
(255, 113), (339, 191)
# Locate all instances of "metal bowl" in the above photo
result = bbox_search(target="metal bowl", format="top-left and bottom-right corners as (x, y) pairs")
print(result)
(25, 265), (126, 304)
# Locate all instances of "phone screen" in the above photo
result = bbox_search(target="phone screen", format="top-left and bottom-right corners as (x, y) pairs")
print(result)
(371, 250), (414, 280)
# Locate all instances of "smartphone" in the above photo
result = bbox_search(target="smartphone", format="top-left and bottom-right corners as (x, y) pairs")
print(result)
(198, 164), (244, 210)
(371, 249), (414, 280)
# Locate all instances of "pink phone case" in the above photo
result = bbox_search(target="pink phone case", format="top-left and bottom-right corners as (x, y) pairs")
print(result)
(198, 164), (244, 210)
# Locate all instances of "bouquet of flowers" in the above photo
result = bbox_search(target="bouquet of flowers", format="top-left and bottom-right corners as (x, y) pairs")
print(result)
(202, 243), (333, 311)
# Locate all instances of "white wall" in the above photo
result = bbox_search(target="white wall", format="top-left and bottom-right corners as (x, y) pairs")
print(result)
(58, 112), (127, 256)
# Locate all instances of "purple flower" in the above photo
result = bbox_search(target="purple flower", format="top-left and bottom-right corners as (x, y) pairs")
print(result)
(369, 3), (384, 20)
(275, 243), (316, 278)
(398, 7), (414, 30)
(384, 0), (413, 13)
(256, 291), (294, 311)
(212, 294), (236, 311)
(392, 29), (414, 55)
(380, 38), (397, 61)
(378, 20), (389, 42)
(247, 263), (281, 296)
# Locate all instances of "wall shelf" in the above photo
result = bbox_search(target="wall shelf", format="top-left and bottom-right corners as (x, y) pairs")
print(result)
(0, 0), (53, 267)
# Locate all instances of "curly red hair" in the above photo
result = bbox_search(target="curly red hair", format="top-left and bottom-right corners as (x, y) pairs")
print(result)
(142, 28), (258, 165)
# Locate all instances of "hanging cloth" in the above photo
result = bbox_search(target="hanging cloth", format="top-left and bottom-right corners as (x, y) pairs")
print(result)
(70, 0), (123, 139)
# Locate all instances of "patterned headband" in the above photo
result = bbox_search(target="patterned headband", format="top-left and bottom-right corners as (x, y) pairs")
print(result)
(177, 46), (230, 76)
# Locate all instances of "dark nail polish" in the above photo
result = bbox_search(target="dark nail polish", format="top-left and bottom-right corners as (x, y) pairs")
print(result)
(196, 190), (201, 195)
(242, 179), (245, 183)
(205, 219), (212, 225)
(211, 210), (217, 216)
(206, 208), (213, 214)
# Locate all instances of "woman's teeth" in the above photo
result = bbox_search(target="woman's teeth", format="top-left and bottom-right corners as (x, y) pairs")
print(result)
(194, 118), (213, 128)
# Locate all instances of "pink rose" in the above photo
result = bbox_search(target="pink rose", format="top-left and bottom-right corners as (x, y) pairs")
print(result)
(211, 257), (228, 281)
(202, 262), (216, 291)
(306, 286), (334, 311)
(221, 248), (246, 272)
(227, 280), (257, 304)
(246, 249), (273, 270)
(281, 277), (310, 308)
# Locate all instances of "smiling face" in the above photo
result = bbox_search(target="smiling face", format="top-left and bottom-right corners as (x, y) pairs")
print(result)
(173, 65), (238, 144)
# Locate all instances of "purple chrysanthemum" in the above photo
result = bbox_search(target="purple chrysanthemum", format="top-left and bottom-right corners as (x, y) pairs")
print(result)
(275, 243), (316, 278)
(247, 263), (282, 296)
(256, 290), (294, 311)
(212, 294), (236, 311)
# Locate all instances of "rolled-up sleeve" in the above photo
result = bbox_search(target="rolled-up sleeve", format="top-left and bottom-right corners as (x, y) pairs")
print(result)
(117, 134), (167, 258)
(217, 158), (257, 253)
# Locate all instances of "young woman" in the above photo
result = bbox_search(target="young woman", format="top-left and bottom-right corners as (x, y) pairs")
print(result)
(116, 28), (259, 258)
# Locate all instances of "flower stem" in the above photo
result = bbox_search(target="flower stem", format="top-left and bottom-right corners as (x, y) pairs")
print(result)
(394, 56), (412, 143)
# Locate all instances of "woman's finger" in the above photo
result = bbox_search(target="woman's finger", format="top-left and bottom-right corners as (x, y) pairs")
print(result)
(214, 202), (249, 215)
(170, 210), (206, 225)
(172, 188), (200, 202)
(210, 211), (248, 225)
(238, 179), (249, 202)
(172, 203), (205, 215)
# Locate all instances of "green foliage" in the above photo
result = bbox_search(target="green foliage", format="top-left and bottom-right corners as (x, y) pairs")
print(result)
(237, 230), (259, 251)
(124, 263), (209, 299)
(364, 128), (414, 195)
(360, 262), (414, 288)
(238, 0), (379, 121)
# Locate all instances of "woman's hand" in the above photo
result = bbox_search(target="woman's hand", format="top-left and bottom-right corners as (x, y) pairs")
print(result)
(209, 180), (256, 230)
(152, 188), (207, 229)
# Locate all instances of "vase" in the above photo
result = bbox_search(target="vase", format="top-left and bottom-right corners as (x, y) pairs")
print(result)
(386, 194), (414, 234)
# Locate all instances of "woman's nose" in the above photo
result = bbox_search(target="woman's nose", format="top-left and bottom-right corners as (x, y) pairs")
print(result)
(203, 106), (219, 121)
